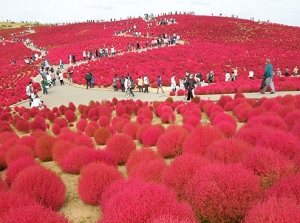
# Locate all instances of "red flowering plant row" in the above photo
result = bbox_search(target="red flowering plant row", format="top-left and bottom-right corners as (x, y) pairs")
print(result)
(1, 94), (300, 222)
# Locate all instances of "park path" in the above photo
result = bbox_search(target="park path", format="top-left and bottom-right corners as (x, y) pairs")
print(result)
(13, 36), (300, 108)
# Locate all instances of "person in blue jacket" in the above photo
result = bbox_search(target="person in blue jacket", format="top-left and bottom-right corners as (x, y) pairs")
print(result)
(260, 59), (275, 94)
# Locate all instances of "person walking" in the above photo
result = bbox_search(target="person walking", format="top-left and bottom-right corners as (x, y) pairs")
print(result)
(185, 74), (195, 100)
(112, 75), (119, 91)
(144, 74), (149, 93)
(85, 70), (92, 89)
(137, 76), (144, 92)
(129, 76), (135, 97)
(58, 72), (64, 85)
(260, 59), (275, 94)
(157, 76), (164, 94)
(41, 77), (48, 95)
(26, 81), (34, 107)
(171, 75), (176, 91)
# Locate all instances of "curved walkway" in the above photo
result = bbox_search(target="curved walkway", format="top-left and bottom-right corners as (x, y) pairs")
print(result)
(13, 36), (300, 109)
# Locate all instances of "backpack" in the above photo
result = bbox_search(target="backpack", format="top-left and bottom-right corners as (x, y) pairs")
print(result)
(86, 72), (92, 80)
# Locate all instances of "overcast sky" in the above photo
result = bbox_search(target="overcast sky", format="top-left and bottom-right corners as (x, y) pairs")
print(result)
(1, 0), (299, 27)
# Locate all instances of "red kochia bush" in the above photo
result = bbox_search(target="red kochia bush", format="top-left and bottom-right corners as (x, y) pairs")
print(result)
(156, 125), (188, 158)
(100, 182), (197, 223)
(0, 191), (38, 218)
(244, 197), (300, 223)
(149, 215), (197, 223)
(128, 158), (168, 183)
(106, 134), (136, 165)
(162, 154), (208, 199)
(78, 162), (124, 206)
(122, 121), (141, 139)
(141, 124), (165, 146)
(184, 164), (261, 223)
(64, 109), (77, 122)
(126, 148), (162, 173)
(84, 121), (99, 137)
(266, 174), (300, 203)
(246, 112), (288, 131)
(76, 118), (88, 132)
(242, 147), (297, 188)
(52, 140), (74, 166)
(182, 125), (224, 155)
(15, 118), (30, 133)
(5, 145), (35, 165)
(99, 115), (111, 127)
(0, 177), (7, 191)
(1, 204), (70, 223)
(5, 157), (38, 186)
(94, 127), (112, 145)
(59, 146), (94, 174)
(34, 134), (56, 161)
(256, 128), (300, 159)
(11, 166), (66, 211)
(205, 138), (253, 164)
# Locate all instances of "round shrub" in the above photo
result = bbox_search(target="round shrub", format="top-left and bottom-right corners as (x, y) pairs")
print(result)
(15, 118), (30, 133)
(184, 164), (261, 223)
(162, 154), (208, 199)
(149, 215), (196, 223)
(29, 116), (47, 132)
(59, 146), (94, 174)
(0, 191), (38, 218)
(256, 128), (300, 159)
(136, 107), (153, 122)
(51, 123), (61, 135)
(11, 166), (66, 211)
(136, 123), (152, 142)
(122, 121), (141, 139)
(141, 124), (165, 147)
(1, 204), (70, 223)
(64, 109), (77, 122)
(100, 182), (196, 223)
(242, 147), (297, 188)
(17, 135), (36, 150)
(246, 112), (288, 131)
(84, 121), (99, 137)
(126, 148), (161, 173)
(5, 157), (38, 186)
(266, 173), (300, 203)
(99, 115), (111, 127)
(182, 125), (224, 155)
(0, 145), (10, 170)
(5, 145), (35, 165)
(156, 126), (188, 158)
(0, 177), (7, 191)
(52, 140), (74, 166)
(76, 118), (88, 132)
(214, 121), (237, 137)
(94, 127), (112, 145)
(160, 112), (176, 124)
(78, 162), (124, 205)
(128, 158), (168, 183)
(235, 124), (272, 146)
(34, 134), (56, 161)
(82, 149), (118, 167)
(244, 197), (300, 223)
(106, 134), (136, 165)
(205, 138), (253, 164)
